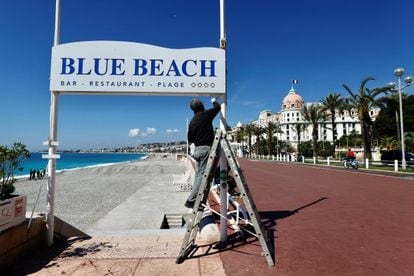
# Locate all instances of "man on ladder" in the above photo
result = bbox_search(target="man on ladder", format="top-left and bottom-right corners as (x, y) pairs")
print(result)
(184, 97), (222, 209)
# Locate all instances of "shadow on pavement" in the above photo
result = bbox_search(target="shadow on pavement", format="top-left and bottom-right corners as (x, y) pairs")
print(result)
(260, 197), (328, 229)
(4, 236), (94, 276)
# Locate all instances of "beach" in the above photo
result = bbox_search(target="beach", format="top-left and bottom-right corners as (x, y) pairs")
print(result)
(14, 154), (191, 233)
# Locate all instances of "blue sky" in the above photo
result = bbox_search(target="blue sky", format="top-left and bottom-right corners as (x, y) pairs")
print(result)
(1, 0), (413, 150)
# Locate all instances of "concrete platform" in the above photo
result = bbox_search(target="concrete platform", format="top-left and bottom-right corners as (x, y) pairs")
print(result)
(7, 229), (225, 275)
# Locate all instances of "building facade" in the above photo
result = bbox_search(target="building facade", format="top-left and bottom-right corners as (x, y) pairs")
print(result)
(236, 86), (380, 151)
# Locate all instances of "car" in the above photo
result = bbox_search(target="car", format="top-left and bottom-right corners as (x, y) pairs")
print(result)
(380, 150), (414, 165)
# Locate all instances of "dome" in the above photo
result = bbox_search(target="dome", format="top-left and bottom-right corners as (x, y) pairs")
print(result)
(281, 88), (304, 110)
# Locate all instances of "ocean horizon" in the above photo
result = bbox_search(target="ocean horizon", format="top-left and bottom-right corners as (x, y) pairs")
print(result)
(15, 152), (148, 177)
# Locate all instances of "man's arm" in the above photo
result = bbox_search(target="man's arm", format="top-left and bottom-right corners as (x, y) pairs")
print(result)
(207, 98), (221, 118)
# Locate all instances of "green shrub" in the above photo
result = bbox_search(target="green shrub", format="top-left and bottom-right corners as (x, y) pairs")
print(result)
(0, 143), (30, 200)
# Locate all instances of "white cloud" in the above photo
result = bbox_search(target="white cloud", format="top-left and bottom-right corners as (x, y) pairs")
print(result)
(166, 129), (180, 135)
(128, 128), (140, 137)
(146, 127), (157, 135)
(129, 127), (157, 138)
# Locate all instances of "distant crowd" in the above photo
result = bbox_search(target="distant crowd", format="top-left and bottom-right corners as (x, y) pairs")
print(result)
(29, 169), (46, 180)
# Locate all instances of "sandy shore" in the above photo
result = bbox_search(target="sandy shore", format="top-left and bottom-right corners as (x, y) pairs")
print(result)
(14, 154), (191, 234)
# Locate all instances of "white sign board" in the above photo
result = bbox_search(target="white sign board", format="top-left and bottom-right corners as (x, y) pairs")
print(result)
(50, 41), (226, 95)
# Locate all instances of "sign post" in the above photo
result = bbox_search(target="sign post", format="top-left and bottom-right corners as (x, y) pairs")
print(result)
(218, 0), (229, 243)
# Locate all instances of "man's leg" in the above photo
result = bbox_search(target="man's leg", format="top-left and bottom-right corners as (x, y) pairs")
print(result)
(186, 145), (211, 205)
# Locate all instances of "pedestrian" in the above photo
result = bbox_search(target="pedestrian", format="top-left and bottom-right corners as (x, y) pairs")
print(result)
(184, 97), (221, 208)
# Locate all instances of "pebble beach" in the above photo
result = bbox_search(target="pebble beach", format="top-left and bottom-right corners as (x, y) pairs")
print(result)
(14, 154), (191, 234)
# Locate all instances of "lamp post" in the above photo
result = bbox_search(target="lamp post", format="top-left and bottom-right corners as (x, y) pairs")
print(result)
(388, 67), (413, 170)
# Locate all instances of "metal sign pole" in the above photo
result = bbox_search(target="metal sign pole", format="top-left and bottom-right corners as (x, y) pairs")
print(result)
(45, 0), (62, 246)
(219, 0), (228, 243)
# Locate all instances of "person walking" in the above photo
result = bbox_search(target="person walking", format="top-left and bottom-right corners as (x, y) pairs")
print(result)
(185, 97), (221, 208)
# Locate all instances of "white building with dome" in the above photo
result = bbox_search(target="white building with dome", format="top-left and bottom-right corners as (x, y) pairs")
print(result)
(237, 85), (380, 151)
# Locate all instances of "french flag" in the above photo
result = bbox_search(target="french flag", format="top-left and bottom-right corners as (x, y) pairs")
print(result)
(292, 79), (299, 84)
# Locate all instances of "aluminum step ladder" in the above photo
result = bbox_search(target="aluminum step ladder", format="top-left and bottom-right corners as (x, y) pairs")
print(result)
(176, 129), (275, 266)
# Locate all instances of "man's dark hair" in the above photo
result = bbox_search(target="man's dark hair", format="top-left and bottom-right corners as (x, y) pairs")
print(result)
(190, 98), (205, 113)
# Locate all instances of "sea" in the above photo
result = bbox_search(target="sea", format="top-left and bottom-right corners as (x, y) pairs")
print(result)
(15, 152), (148, 177)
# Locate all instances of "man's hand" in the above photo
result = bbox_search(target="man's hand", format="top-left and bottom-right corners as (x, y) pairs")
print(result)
(211, 96), (225, 104)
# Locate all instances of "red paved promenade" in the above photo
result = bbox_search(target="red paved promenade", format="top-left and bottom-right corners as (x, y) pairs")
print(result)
(221, 159), (414, 275)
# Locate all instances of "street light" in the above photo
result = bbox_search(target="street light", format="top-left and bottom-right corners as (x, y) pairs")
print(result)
(388, 67), (413, 170)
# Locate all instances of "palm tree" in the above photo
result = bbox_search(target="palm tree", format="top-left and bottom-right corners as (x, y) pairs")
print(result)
(320, 93), (345, 149)
(302, 104), (327, 159)
(379, 136), (398, 151)
(376, 93), (401, 141)
(342, 77), (390, 160)
(253, 125), (265, 155)
(235, 127), (245, 144)
(405, 132), (414, 152)
(292, 123), (306, 155)
(263, 122), (281, 156)
(244, 123), (255, 157)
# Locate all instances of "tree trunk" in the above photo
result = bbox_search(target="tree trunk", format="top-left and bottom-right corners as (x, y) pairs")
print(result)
(248, 135), (252, 158)
(312, 127), (318, 159)
(331, 116), (336, 147)
(362, 123), (372, 160)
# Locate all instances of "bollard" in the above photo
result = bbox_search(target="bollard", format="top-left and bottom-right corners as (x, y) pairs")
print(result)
(365, 158), (369, 169)
(394, 160), (398, 172)
(327, 157), (330, 166)
(313, 157), (316, 164)
(302, 156), (305, 163)
(272, 155), (275, 161)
